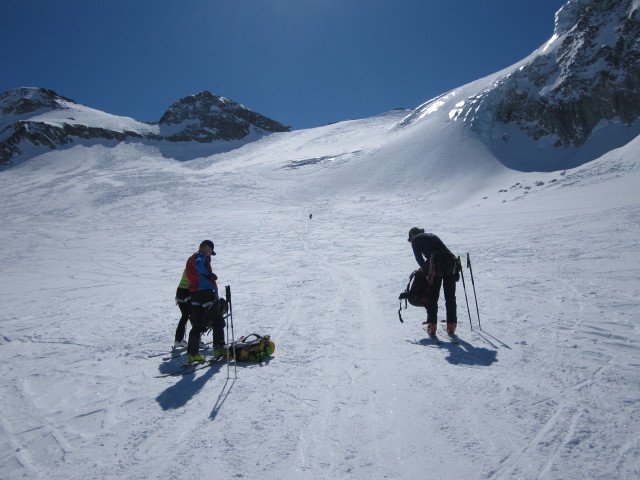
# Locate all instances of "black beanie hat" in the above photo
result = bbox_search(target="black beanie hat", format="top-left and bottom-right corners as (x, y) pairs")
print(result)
(408, 227), (424, 242)
(199, 240), (216, 255)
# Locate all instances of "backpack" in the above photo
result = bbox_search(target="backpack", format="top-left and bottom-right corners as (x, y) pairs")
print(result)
(400, 270), (430, 307)
(228, 334), (275, 362)
(397, 255), (461, 323)
(398, 270), (431, 322)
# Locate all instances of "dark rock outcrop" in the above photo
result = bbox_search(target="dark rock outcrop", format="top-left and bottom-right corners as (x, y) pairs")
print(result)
(462, 0), (639, 147)
(159, 91), (290, 142)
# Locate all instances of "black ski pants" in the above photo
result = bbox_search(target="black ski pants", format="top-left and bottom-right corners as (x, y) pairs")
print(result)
(175, 302), (190, 343)
(174, 287), (191, 343)
(187, 289), (225, 356)
(425, 273), (457, 325)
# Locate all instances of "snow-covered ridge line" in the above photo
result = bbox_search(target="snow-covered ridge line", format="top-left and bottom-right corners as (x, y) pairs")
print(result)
(397, 0), (639, 171)
(0, 87), (290, 166)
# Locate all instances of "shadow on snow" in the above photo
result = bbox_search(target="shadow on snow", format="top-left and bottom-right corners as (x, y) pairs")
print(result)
(408, 337), (498, 367)
(155, 362), (223, 410)
(155, 357), (273, 413)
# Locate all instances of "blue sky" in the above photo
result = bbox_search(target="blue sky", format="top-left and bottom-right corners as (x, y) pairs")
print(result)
(2, 0), (568, 130)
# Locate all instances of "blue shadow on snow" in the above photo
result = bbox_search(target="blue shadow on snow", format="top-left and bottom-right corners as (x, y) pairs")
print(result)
(156, 362), (223, 410)
(409, 337), (498, 367)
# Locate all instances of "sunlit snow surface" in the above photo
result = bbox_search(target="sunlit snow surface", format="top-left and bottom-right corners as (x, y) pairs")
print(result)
(0, 106), (638, 479)
(1, 1), (639, 475)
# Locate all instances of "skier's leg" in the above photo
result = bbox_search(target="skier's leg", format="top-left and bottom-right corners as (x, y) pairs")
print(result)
(175, 302), (190, 343)
(187, 304), (206, 356)
(426, 276), (442, 324)
(204, 302), (226, 347)
(443, 274), (457, 333)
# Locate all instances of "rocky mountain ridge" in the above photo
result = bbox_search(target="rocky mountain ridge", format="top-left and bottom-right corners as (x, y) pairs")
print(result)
(159, 91), (290, 142)
(0, 88), (290, 166)
(397, 0), (639, 170)
(460, 0), (639, 148)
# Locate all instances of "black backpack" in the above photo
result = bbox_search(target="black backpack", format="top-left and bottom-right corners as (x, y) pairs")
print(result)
(397, 255), (461, 323)
(398, 270), (431, 322)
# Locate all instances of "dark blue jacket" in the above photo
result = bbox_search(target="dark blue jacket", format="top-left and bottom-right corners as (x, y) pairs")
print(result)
(411, 233), (449, 271)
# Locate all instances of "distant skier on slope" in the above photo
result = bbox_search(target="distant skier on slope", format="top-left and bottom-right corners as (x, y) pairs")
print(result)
(407, 227), (460, 340)
(185, 240), (226, 363)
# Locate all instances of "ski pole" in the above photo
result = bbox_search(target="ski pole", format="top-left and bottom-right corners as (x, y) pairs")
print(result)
(466, 253), (481, 330)
(224, 289), (230, 379)
(458, 256), (473, 331)
(225, 285), (237, 379)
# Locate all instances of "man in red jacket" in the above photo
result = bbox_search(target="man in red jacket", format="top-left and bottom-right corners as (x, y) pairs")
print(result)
(185, 240), (225, 363)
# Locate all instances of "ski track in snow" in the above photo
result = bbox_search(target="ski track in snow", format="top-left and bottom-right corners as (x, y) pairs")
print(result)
(0, 139), (639, 480)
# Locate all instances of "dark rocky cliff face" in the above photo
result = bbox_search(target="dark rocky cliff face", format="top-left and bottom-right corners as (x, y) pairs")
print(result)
(0, 87), (71, 116)
(462, 0), (639, 148)
(159, 91), (290, 142)
(0, 88), (290, 166)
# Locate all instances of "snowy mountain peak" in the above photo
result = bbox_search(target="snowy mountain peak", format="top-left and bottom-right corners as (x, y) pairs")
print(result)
(464, 0), (639, 148)
(158, 91), (290, 142)
(554, 0), (593, 35)
(399, 0), (639, 170)
(160, 91), (245, 124)
(0, 87), (72, 116)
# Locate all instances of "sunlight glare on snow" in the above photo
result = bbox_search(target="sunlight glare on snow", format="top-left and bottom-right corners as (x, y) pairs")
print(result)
(449, 100), (466, 120)
(543, 33), (559, 52)
(417, 90), (459, 121)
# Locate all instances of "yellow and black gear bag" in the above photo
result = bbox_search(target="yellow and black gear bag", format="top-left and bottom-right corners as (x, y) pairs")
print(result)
(229, 334), (275, 362)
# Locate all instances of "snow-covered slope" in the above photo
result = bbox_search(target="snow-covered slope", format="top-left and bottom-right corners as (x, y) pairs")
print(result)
(0, 98), (639, 479)
(1, 1), (639, 479)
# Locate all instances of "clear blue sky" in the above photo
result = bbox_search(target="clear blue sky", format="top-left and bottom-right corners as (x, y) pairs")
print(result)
(2, 0), (568, 130)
